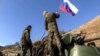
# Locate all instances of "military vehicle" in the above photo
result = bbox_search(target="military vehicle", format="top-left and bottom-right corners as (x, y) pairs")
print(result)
(61, 33), (100, 56)
(32, 32), (100, 56)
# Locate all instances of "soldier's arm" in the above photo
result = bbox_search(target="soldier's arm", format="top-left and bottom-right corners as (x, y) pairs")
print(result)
(54, 12), (60, 18)
(43, 11), (48, 30)
(25, 30), (32, 44)
(45, 18), (48, 30)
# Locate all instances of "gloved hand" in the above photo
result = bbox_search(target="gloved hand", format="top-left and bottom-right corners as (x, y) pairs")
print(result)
(73, 36), (84, 45)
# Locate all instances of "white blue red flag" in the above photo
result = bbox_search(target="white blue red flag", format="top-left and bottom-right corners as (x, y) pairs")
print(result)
(60, 0), (79, 16)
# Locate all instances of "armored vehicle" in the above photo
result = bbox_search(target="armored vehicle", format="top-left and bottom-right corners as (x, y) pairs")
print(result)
(61, 33), (100, 56)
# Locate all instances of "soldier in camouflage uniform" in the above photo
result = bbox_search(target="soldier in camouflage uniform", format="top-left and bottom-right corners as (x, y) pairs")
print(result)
(0, 51), (3, 56)
(20, 25), (33, 56)
(43, 11), (62, 56)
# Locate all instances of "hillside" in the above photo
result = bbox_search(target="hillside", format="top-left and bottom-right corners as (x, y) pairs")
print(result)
(69, 15), (100, 46)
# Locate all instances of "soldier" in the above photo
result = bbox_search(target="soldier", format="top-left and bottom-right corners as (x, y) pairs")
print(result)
(20, 25), (33, 56)
(0, 51), (3, 56)
(43, 11), (63, 56)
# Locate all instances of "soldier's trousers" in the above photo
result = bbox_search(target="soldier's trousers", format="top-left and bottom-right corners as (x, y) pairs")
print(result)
(21, 45), (32, 56)
(48, 31), (62, 56)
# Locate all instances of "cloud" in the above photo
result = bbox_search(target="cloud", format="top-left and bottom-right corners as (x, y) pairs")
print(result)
(0, 43), (5, 46)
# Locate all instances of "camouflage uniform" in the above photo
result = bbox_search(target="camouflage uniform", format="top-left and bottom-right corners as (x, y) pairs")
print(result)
(20, 25), (32, 56)
(43, 11), (62, 56)
(0, 51), (3, 56)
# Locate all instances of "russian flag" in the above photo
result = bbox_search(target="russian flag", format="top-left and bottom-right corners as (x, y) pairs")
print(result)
(60, 0), (79, 16)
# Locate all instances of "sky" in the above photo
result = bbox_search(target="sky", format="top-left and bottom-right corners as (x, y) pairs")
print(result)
(0, 0), (100, 46)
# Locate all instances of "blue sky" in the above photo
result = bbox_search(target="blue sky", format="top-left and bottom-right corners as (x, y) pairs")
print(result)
(0, 0), (100, 46)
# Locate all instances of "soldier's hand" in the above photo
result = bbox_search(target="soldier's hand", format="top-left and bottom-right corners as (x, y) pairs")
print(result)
(55, 12), (60, 18)
(73, 36), (84, 45)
